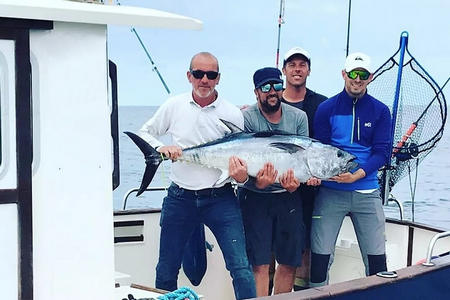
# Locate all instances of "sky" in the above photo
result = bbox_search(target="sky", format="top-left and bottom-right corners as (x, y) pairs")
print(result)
(107, 0), (450, 106)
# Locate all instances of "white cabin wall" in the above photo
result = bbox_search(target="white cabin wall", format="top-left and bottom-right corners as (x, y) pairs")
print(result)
(0, 39), (17, 188)
(0, 38), (18, 300)
(30, 22), (114, 300)
(0, 204), (18, 299)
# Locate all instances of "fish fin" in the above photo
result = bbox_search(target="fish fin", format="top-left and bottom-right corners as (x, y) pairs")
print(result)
(124, 131), (164, 196)
(269, 142), (305, 154)
(252, 129), (291, 138)
(219, 119), (244, 134)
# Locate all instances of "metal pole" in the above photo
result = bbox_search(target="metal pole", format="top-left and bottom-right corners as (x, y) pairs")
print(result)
(383, 31), (409, 206)
(422, 231), (450, 266)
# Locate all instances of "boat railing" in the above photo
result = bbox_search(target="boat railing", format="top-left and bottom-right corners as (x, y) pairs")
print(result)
(122, 187), (168, 210)
(422, 231), (450, 266)
(387, 194), (404, 220)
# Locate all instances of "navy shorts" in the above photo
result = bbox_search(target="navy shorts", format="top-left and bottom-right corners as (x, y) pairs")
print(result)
(299, 184), (318, 249)
(239, 189), (305, 267)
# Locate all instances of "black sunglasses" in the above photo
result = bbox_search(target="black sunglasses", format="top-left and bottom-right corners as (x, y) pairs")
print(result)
(190, 69), (219, 80)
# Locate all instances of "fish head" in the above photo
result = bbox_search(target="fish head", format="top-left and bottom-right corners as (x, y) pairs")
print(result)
(341, 151), (358, 173)
(307, 142), (358, 179)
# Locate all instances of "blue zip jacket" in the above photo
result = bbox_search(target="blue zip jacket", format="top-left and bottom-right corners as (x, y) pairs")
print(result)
(314, 89), (392, 190)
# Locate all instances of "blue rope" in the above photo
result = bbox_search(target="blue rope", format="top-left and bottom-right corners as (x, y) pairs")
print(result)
(157, 286), (200, 300)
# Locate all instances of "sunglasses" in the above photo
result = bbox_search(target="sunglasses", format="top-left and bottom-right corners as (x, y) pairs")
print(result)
(190, 69), (219, 80)
(347, 70), (370, 80)
(259, 82), (283, 93)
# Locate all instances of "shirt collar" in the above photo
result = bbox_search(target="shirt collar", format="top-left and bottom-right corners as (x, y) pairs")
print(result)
(340, 88), (369, 103)
(189, 91), (221, 108)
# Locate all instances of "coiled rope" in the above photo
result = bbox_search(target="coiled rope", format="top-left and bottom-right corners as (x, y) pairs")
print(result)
(157, 286), (200, 300)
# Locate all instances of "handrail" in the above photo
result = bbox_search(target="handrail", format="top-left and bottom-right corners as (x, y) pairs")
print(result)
(122, 186), (168, 210)
(387, 194), (404, 221)
(422, 231), (450, 266)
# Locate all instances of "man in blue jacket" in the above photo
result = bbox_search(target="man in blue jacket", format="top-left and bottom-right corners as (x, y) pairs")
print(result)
(310, 52), (392, 286)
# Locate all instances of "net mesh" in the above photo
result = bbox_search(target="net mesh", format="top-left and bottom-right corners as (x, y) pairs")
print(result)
(369, 51), (447, 191)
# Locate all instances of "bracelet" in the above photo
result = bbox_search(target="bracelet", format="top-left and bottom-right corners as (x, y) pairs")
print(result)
(236, 176), (249, 186)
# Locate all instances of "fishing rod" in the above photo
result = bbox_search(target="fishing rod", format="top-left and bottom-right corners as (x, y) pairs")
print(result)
(117, 1), (171, 94)
(345, 0), (352, 57)
(130, 28), (171, 94)
(275, 0), (285, 68)
(392, 76), (450, 154)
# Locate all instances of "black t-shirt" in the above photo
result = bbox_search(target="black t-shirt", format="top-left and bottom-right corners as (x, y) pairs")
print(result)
(281, 88), (327, 138)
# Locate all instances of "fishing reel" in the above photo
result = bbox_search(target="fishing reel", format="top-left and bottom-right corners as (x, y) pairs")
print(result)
(393, 141), (419, 162)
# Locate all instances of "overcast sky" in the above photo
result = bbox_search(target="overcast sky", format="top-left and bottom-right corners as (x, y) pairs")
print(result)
(108, 0), (450, 106)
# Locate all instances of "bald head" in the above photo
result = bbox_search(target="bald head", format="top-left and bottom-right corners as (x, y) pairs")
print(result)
(189, 52), (219, 72)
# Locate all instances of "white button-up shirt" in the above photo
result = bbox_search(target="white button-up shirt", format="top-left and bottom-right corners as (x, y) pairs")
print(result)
(139, 92), (244, 190)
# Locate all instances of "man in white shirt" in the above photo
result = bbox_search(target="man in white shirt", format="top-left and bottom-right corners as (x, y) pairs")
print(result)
(139, 52), (256, 300)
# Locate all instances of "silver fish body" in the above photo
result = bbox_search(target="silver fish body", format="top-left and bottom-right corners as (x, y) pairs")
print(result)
(180, 132), (357, 183)
(125, 131), (357, 195)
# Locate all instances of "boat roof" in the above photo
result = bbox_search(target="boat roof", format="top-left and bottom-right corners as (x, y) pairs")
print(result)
(0, 0), (202, 30)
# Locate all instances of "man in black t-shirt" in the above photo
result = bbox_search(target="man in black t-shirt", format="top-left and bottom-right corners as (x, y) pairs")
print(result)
(281, 47), (327, 291)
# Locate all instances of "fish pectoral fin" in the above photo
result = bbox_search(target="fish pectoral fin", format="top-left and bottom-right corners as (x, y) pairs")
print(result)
(269, 142), (305, 154)
(219, 119), (244, 134)
(214, 169), (230, 186)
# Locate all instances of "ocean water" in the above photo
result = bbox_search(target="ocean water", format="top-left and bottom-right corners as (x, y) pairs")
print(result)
(114, 106), (450, 230)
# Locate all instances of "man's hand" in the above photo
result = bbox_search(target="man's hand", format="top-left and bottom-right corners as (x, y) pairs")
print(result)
(229, 156), (248, 183)
(306, 177), (321, 186)
(255, 163), (278, 189)
(330, 168), (366, 184)
(157, 145), (182, 161)
(279, 169), (300, 193)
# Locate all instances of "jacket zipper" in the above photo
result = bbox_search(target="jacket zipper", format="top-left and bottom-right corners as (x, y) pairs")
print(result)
(357, 117), (360, 141)
(351, 98), (358, 143)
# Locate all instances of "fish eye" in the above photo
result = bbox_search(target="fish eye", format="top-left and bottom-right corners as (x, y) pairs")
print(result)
(337, 150), (344, 158)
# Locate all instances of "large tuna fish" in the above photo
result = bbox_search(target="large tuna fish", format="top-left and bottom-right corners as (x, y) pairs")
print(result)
(125, 126), (357, 196)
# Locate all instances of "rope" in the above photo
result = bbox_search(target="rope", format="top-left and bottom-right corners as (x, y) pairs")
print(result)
(157, 287), (200, 300)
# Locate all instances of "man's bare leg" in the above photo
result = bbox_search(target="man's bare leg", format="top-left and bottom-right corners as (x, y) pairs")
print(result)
(294, 250), (311, 290)
(253, 264), (270, 296)
(273, 264), (296, 294)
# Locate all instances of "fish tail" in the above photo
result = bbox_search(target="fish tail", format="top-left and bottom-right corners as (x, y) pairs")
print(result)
(124, 131), (164, 196)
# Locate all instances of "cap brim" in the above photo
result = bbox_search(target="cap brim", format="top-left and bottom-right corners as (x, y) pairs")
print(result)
(255, 78), (283, 88)
(284, 53), (310, 63)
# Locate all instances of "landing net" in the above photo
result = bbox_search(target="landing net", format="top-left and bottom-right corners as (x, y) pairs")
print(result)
(369, 32), (447, 196)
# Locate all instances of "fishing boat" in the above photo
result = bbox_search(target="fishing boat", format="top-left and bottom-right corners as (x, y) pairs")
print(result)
(1, 1), (449, 300)
(114, 27), (450, 299)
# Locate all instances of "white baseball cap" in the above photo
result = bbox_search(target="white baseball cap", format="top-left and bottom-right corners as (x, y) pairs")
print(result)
(344, 52), (372, 73)
(283, 47), (311, 65)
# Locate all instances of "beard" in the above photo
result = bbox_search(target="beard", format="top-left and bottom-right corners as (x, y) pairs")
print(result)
(260, 94), (281, 113)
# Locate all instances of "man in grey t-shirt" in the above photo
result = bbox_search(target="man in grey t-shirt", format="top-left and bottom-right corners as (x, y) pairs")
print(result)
(229, 67), (319, 296)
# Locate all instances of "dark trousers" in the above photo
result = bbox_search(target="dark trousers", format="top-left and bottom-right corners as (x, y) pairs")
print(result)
(155, 183), (256, 300)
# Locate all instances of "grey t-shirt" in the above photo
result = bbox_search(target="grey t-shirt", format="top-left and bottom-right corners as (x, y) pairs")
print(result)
(240, 102), (309, 193)
(242, 102), (308, 136)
